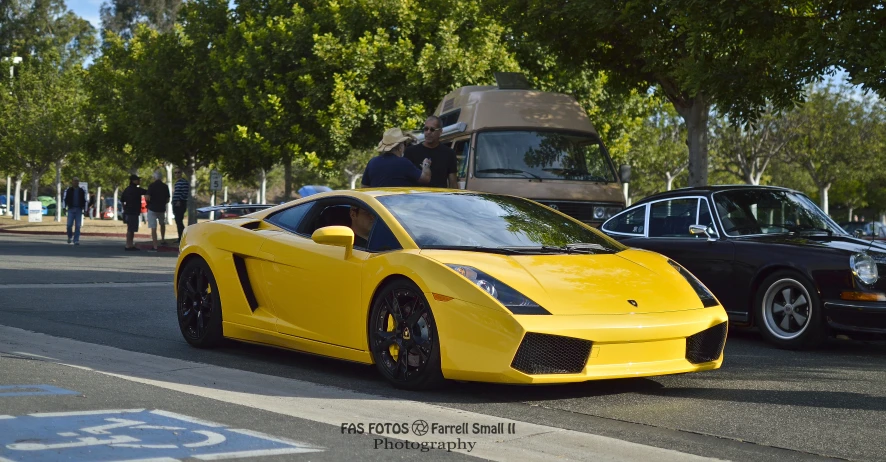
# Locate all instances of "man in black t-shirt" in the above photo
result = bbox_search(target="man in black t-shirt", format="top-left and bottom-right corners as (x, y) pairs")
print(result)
(405, 115), (458, 188)
(121, 174), (150, 251)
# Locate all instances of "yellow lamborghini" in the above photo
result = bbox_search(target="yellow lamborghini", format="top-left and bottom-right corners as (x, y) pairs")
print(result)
(175, 189), (728, 389)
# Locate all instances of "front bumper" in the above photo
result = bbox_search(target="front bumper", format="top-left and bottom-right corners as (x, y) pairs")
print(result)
(432, 297), (729, 384)
(824, 300), (886, 333)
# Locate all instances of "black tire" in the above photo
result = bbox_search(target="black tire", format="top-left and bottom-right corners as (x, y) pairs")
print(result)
(755, 270), (828, 349)
(369, 280), (445, 390)
(177, 258), (224, 348)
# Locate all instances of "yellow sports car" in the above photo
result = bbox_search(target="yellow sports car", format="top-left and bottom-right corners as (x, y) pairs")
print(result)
(175, 189), (728, 389)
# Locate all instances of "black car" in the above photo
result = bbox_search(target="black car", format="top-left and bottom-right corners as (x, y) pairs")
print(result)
(600, 185), (885, 349)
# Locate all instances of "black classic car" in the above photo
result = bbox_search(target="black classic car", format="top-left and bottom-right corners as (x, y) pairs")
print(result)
(601, 185), (885, 349)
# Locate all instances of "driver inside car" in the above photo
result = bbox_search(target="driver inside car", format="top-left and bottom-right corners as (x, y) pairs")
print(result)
(349, 206), (375, 249)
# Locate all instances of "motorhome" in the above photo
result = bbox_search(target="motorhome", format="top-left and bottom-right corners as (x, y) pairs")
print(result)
(414, 73), (626, 227)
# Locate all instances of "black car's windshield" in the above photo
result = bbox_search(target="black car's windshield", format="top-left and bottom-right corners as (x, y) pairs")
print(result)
(712, 189), (843, 237)
(377, 193), (623, 252)
(474, 131), (618, 182)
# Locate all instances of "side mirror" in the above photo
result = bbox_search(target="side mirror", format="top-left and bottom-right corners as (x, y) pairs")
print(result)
(689, 224), (716, 242)
(312, 226), (354, 254)
(619, 164), (631, 184)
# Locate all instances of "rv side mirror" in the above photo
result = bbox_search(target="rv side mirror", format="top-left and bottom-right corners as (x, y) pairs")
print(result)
(619, 164), (631, 184)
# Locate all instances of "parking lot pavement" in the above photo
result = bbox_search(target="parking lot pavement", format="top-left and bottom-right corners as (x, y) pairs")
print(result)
(0, 233), (883, 461)
(0, 350), (477, 462)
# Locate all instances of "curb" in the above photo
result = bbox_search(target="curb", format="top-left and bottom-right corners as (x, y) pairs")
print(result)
(0, 228), (157, 239)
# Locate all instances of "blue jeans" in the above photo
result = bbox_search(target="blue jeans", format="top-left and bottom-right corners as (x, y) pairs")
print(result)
(67, 207), (82, 242)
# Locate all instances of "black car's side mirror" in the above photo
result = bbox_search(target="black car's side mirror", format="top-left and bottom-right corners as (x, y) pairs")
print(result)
(689, 224), (716, 242)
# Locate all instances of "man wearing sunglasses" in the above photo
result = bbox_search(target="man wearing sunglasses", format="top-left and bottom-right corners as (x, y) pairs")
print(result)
(405, 115), (458, 189)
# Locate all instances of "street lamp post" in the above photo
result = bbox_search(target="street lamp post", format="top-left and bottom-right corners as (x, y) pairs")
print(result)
(2, 56), (23, 219)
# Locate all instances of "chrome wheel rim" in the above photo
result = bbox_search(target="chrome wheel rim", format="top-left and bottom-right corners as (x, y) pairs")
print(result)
(178, 266), (213, 341)
(762, 278), (812, 340)
(371, 288), (434, 382)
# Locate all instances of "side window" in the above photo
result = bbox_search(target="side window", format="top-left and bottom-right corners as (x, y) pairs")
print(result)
(367, 220), (402, 252)
(602, 206), (646, 235)
(648, 199), (698, 238)
(697, 198), (718, 237)
(452, 139), (470, 180)
(265, 202), (313, 234)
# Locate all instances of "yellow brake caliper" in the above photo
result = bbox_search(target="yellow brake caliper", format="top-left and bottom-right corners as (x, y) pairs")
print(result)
(387, 314), (399, 361)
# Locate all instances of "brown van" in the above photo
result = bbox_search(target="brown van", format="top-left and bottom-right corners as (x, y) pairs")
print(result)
(415, 73), (626, 227)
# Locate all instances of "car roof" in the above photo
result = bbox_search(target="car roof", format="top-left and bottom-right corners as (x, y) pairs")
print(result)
(632, 184), (800, 206)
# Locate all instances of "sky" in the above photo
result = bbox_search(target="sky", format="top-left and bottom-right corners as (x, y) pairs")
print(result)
(67, 0), (103, 31)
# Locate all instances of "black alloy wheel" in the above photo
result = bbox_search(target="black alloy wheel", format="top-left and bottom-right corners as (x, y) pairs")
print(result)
(755, 270), (828, 350)
(369, 280), (444, 390)
(177, 258), (224, 348)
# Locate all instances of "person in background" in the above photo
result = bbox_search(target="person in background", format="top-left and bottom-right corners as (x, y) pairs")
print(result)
(63, 176), (86, 245)
(361, 127), (432, 187)
(172, 168), (189, 242)
(405, 115), (458, 188)
(122, 174), (150, 251)
(146, 171), (171, 252)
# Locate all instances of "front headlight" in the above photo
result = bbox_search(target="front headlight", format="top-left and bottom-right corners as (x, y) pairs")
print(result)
(851, 253), (879, 285)
(667, 259), (720, 308)
(445, 264), (551, 315)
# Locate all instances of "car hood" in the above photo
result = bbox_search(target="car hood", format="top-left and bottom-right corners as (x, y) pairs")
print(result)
(420, 249), (708, 315)
(736, 234), (886, 256)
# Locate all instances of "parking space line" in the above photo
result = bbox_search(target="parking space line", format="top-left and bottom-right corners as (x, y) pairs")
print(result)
(31, 409), (145, 417)
(0, 282), (168, 290)
(193, 448), (322, 460)
(149, 410), (224, 428)
(0, 416), (14, 420)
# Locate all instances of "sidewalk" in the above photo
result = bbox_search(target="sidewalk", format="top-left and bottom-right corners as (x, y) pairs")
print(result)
(0, 215), (182, 252)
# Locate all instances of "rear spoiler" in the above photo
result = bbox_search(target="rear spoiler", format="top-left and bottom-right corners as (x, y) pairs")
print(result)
(196, 204), (274, 213)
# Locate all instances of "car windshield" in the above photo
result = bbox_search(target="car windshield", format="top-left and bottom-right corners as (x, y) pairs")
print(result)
(712, 189), (843, 236)
(377, 193), (623, 252)
(474, 131), (617, 182)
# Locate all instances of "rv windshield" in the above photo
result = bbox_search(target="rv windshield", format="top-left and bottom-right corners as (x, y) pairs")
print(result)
(474, 130), (617, 182)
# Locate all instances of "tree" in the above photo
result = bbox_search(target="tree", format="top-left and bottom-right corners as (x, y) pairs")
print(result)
(492, 0), (831, 186)
(711, 108), (795, 185)
(782, 83), (883, 214)
(100, 0), (182, 39)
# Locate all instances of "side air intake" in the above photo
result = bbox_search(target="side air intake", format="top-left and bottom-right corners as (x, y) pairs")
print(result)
(686, 322), (728, 364)
(511, 333), (592, 375)
(232, 255), (259, 311)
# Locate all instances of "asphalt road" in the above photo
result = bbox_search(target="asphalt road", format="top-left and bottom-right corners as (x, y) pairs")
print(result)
(1, 233), (884, 461)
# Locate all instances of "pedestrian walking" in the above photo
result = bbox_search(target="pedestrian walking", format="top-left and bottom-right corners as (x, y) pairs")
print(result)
(405, 115), (458, 188)
(172, 168), (189, 242)
(122, 174), (150, 251)
(361, 128), (432, 188)
(146, 171), (171, 252)
(63, 177), (86, 245)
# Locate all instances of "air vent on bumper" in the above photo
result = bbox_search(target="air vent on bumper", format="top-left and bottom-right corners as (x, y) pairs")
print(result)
(685, 322), (728, 364)
(511, 333), (592, 374)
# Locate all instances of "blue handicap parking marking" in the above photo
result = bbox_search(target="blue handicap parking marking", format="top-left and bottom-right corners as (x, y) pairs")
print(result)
(0, 385), (79, 397)
(0, 409), (323, 461)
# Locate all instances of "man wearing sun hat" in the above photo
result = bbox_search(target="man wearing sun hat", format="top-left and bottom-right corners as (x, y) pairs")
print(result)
(361, 127), (432, 187)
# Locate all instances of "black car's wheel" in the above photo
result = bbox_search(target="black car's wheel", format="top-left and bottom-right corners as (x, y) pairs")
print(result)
(177, 258), (224, 348)
(369, 280), (444, 390)
(755, 271), (827, 349)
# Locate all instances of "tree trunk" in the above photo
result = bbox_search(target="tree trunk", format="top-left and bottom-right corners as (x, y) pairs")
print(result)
(665, 173), (674, 191)
(223, 186), (228, 203)
(187, 155), (198, 225)
(165, 163), (173, 225)
(209, 192), (216, 221)
(5, 175), (11, 216)
(30, 172), (40, 200)
(96, 186), (102, 219)
(819, 184), (830, 215)
(673, 93), (711, 187)
(13, 174), (23, 220)
(881, 213), (885, 225)
(283, 154), (292, 200)
(848, 207), (854, 222)
(349, 174), (362, 190)
(113, 186), (119, 221)
(259, 168), (267, 204)
(55, 160), (62, 222)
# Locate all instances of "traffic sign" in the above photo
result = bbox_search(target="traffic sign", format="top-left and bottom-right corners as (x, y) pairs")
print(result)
(210, 170), (222, 192)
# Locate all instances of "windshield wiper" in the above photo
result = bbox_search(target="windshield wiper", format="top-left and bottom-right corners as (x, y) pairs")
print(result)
(421, 245), (535, 255)
(475, 168), (542, 180)
(785, 224), (833, 236)
(505, 243), (612, 254)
